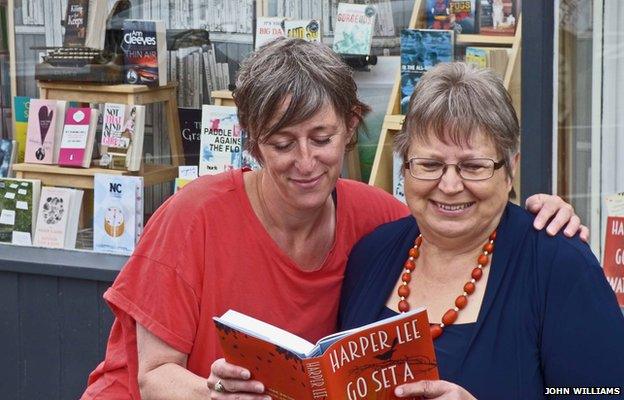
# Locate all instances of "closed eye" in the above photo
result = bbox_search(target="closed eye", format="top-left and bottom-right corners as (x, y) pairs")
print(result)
(312, 137), (332, 146)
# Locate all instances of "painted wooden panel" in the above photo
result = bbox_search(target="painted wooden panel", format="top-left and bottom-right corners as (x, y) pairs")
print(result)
(0, 271), (20, 398)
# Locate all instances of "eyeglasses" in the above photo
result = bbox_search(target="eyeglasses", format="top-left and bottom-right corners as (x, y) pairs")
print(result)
(404, 157), (505, 181)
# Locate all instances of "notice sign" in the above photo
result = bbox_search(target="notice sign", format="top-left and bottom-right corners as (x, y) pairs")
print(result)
(604, 193), (624, 307)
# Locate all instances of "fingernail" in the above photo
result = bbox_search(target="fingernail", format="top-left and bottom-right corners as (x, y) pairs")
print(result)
(255, 384), (264, 392)
(395, 387), (404, 396)
(564, 229), (572, 237)
(547, 227), (556, 236)
(241, 370), (250, 379)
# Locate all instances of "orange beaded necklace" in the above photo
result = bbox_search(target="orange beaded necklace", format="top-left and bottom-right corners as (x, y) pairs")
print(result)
(397, 230), (497, 339)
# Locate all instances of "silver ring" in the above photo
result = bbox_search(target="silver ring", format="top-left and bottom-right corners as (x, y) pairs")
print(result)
(214, 379), (226, 393)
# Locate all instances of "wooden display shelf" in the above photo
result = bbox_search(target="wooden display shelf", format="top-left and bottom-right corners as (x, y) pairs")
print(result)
(369, 0), (522, 198)
(12, 163), (178, 189)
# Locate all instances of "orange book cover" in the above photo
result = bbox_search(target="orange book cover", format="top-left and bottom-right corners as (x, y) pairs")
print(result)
(603, 215), (624, 306)
(214, 308), (438, 400)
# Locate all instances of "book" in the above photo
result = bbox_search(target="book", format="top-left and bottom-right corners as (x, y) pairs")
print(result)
(24, 99), (67, 164)
(478, 0), (518, 36)
(332, 3), (377, 56)
(93, 174), (143, 255)
(33, 186), (83, 249)
(122, 19), (167, 86)
(603, 193), (624, 307)
(427, 0), (477, 34)
(214, 307), (438, 400)
(0, 138), (17, 177)
(100, 103), (146, 171)
(178, 107), (202, 167)
(393, 152), (406, 204)
(465, 46), (509, 77)
(199, 105), (242, 176)
(13, 96), (30, 163)
(255, 17), (286, 50)
(284, 19), (322, 42)
(241, 129), (261, 171)
(58, 107), (99, 168)
(0, 178), (41, 245)
(63, 0), (107, 50)
(400, 29), (454, 114)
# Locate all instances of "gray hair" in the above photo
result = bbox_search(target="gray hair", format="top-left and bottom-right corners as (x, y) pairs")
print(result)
(234, 37), (371, 162)
(395, 62), (519, 178)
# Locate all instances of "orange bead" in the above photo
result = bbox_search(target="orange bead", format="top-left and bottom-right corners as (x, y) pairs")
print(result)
(430, 324), (443, 339)
(471, 267), (483, 280)
(442, 309), (458, 326)
(478, 254), (489, 266)
(489, 231), (497, 241)
(416, 236), (423, 246)
(464, 282), (476, 294)
(483, 243), (494, 253)
(404, 259), (415, 271)
(455, 295), (468, 309)
(409, 247), (419, 258)
(402, 272), (412, 283)
(398, 300), (410, 313)
(398, 285), (410, 297)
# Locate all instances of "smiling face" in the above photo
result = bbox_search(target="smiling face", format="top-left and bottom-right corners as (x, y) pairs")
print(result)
(257, 101), (355, 212)
(404, 131), (518, 244)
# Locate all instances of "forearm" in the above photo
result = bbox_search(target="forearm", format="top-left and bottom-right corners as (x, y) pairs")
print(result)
(139, 362), (208, 400)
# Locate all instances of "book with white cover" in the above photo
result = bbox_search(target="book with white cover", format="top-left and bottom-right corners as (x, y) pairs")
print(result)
(0, 178), (41, 245)
(332, 3), (377, 55)
(33, 186), (83, 249)
(199, 105), (242, 176)
(393, 152), (406, 203)
(93, 174), (143, 255)
(255, 17), (285, 49)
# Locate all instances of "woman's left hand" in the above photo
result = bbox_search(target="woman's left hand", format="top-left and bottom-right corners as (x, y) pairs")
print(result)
(525, 194), (589, 242)
(394, 379), (476, 399)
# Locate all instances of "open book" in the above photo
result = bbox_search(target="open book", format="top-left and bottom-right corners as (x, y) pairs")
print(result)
(214, 307), (438, 400)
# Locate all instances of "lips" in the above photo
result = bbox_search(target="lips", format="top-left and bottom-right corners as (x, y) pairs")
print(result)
(290, 174), (324, 188)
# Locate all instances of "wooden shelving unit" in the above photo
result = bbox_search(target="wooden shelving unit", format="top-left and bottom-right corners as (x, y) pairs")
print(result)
(369, 0), (522, 199)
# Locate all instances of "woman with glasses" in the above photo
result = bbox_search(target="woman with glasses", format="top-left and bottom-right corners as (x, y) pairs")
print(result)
(339, 62), (624, 399)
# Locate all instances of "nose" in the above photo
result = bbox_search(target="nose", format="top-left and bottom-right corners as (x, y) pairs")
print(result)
(438, 164), (464, 194)
(295, 141), (317, 173)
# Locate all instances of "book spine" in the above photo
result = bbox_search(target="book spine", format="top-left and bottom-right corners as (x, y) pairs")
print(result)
(303, 358), (331, 400)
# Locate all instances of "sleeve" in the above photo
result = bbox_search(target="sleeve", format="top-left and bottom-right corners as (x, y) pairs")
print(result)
(540, 239), (624, 387)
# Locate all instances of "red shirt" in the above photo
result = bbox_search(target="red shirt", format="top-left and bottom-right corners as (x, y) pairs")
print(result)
(82, 169), (408, 399)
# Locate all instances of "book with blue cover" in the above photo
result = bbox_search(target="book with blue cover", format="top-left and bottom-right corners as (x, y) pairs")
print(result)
(93, 174), (143, 255)
(427, 0), (476, 34)
(400, 29), (454, 114)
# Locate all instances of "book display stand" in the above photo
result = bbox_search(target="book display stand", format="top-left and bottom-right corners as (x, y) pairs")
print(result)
(368, 0), (522, 198)
(12, 82), (183, 223)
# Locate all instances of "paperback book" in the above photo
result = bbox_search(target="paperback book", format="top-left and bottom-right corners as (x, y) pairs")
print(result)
(603, 193), (624, 306)
(393, 152), (406, 204)
(199, 105), (242, 176)
(58, 107), (99, 168)
(33, 186), (83, 249)
(178, 107), (202, 167)
(478, 0), (518, 36)
(0, 138), (17, 177)
(465, 46), (509, 78)
(63, 0), (107, 49)
(400, 29), (454, 114)
(24, 99), (67, 164)
(427, 0), (477, 34)
(332, 3), (377, 55)
(214, 307), (438, 400)
(100, 103), (146, 171)
(13, 96), (30, 163)
(93, 174), (143, 255)
(284, 19), (321, 42)
(0, 178), (41, 245)
(122, 19), (167, 86)
(255, 17), (286, 49)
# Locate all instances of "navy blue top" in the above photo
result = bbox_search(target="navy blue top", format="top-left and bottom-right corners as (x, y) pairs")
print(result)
(339, 203), (624, 399)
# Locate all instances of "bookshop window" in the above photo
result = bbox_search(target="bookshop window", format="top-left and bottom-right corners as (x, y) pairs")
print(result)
(0, 0), (516, 255)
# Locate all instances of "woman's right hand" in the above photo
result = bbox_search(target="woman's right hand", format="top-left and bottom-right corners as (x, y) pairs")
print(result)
(207, 358), (270, 399)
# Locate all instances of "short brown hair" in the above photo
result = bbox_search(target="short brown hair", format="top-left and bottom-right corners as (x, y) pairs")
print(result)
(234, 37), (371, 162)
(395, 62), (519, 178)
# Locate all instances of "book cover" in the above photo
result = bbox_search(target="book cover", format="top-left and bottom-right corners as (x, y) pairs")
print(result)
(63, 0), (89, 47)
(101, 103), (131, 149)
(13, 97), (30, 163)
(58, 107), (98, 168)
(93, 174), (142, 255)
(124, 105), (146, 172)
(465, 47), (487, 68)
(393, 153), (406, 204)
(603, 193), (624, 307)
(214, 308), (438, 400)
(178, 107), (202, 167)
(284, 19), (321, 42)
(24, 99), (67, 164)
(255, 17), (285, 50)
(0, 138), (14, 177)
(199, 105), (242, 176)
(400, 29), (454, 114)
(33, 186), (83, 249)
(427, 0), (477, 34)
(0, 178), (41, 245)
(122, 19), (167, 86)
(478, 0), (518, 36)
(333, 3), (376, 56)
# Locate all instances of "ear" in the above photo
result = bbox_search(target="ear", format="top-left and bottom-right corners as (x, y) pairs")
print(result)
(508, 152), (520, 186)
(346, 107), (362, 140)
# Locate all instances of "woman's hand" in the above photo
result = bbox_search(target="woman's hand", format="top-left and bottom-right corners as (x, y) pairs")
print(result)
(525, 194), (589, 242)
(394, 379), (476, 399)
(206, 358), (270, 399)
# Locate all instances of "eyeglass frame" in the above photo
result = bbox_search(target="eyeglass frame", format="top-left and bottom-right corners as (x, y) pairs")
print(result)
(403, 157), (506, 181)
